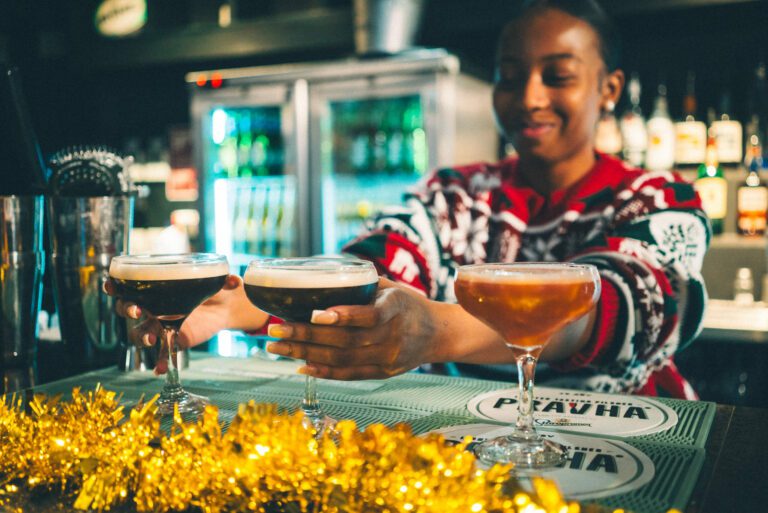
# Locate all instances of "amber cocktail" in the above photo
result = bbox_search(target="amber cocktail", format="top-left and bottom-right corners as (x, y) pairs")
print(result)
(455, 262), (600, 468)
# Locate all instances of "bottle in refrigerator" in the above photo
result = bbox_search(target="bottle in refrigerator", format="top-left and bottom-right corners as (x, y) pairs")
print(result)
(694, 130), (728, 235)
(232, 185), (252, 254)
(245, 185), (263, 255)
(402, 98), (428, 174)
(737, 143), (768, 237)
(371, 106), (388, 173)
(386, 99), (405, 173)
(711, 92), (743, 166)
(619, 73), (647, 167)
(674, 71), (707, 168)
(237, 111), (254, 178)
(350, 102), (372, 174)
(645, 83), (676, 171)
(277, 179), (296, 257)
(263, 181), (283, 256)
(259, 183), (274, 256)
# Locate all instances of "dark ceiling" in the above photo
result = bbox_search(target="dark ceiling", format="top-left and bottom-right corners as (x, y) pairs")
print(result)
(1, 0), (767, 151)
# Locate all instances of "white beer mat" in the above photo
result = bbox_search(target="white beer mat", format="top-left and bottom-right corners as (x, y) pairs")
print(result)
(430, 424), (655, 500)
(467, 386), (678, 437)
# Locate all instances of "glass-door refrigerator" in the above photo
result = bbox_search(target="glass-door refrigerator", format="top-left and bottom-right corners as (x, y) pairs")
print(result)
(190, 80), (308, 274)
(189, 48), (498, 266)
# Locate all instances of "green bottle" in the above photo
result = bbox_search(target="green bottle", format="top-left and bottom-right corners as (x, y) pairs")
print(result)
(694, 130), (728, 234)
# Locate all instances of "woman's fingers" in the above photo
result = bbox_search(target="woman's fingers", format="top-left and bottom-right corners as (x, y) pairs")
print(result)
(268, 323), (374, 348)
(298, 363), (386, 381)
(307, 286), (404, 329)
(154, 343), (168, 375)
(127, 318), (159, 347)
(267, 339), (394, 367)
(223, 274), (242, 290)
(115, 299), (142, 319)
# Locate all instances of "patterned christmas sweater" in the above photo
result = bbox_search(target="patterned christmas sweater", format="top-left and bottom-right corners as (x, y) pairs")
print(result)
(344, 153), (710, 399)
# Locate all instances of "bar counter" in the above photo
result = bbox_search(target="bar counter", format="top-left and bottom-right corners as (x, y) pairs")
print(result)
(19, 354), (768, 513)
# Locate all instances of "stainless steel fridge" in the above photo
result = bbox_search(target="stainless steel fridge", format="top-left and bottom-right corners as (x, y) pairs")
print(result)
(187, 49), (498, 271)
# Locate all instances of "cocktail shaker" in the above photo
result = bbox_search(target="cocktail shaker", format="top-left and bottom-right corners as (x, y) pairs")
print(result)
(47, 195), (133, 372)
(0, 195), (44, 393)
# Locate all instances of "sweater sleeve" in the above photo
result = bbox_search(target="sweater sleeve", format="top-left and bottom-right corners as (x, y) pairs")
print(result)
(343, 164), (499, 301)
(552, 171), (710, 394)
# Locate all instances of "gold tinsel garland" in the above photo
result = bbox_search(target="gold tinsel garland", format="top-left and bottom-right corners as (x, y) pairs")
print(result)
(0, 386), (673, 513)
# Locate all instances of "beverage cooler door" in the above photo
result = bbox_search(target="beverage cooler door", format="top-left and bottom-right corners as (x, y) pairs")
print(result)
(191, 82), (306, 273)
(309, 75), (442, 255)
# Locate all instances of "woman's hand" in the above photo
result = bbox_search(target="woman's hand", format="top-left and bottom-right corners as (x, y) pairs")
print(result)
(106, 274), (268, 373)
(264, 277), (446, 380)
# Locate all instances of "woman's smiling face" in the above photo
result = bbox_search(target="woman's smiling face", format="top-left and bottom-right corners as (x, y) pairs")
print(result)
(493, 8), (616, 165)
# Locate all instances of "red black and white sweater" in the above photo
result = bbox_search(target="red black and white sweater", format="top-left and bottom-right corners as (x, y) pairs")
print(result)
(344, 153), (710, 399)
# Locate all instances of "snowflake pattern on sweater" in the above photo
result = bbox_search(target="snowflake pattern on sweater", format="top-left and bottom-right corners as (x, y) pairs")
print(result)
(344, 154), (710, 399)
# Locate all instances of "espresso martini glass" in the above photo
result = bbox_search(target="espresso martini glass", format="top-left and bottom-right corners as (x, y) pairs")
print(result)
(109, 253), (228, 416)
(244, 257), (378, 434)
(455, 262), (600, 469)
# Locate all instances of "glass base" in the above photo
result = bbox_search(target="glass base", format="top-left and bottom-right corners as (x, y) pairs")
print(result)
(156, 389), (210, 416)
(302, 408), (337, 437)
(475, 433), (568, 470)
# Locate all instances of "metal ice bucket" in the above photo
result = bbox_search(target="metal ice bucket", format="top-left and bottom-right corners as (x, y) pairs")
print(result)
(47, 195), (134, 372)
(0, 195), (44, 393)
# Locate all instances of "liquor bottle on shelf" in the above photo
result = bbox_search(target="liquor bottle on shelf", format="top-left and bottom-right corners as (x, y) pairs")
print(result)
(694, 130), (728, 235)
(747, 62), (768, 123)
(744, 127), (763, 169)
(736, 144), (768, 237)
(746, 62), (768, 167)
(595, 104), (623, 157)
(645, 83), (676, 171)
(674, 71), (707, 168)
(711, 92), (743, 166)
(619, 73), (647, 168)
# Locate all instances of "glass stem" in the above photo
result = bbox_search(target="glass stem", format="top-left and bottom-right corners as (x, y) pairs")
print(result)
(514, 353), (537, 437)
(161, 327), (183, 395)
(303, 372), (319, 414)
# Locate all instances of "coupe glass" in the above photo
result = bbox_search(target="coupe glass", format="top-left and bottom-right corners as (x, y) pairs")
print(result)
(244, 257), (378, 434)
(109, 253), (229, 416)
(455, 262), (600, 469)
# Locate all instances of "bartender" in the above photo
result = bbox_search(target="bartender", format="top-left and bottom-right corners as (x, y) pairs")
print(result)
(112, 0), (710, 399)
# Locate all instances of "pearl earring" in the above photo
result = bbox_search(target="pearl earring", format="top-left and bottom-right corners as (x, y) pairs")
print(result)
(604, 100), (616, 113)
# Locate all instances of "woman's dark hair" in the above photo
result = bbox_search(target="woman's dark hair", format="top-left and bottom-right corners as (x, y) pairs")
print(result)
(517, 0), (621, 71)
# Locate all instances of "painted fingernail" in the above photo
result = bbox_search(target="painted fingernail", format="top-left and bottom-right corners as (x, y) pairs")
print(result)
(297, 364), (319, 376)
(266, 342), (290, 356)
(128, 305), (141, 318)
(311, 310), (338, 325)
(268, 324), (293, 338)
(142, 333), (155, 346)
